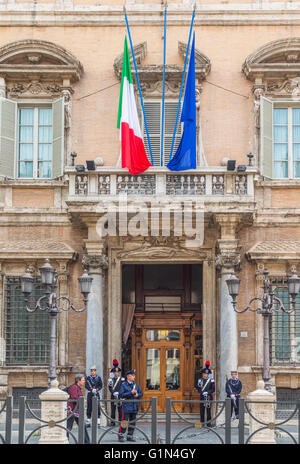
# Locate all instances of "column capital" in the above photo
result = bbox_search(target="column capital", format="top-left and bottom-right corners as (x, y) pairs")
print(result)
(216, 238), (241, 271)
(82, 254), (108, 274)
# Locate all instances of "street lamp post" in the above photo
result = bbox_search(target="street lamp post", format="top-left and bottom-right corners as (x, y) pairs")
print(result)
(226, 269), (300, 391)
(20, 259), (93, 387)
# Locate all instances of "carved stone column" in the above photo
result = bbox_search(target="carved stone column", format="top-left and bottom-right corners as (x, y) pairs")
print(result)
(215, 214), (241, 399)
(216, 247), (240, 400)
(82, 254), (108, 380)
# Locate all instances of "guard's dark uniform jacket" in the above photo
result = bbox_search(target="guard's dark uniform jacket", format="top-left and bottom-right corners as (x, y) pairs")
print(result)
(225, 378), (242, 398)
(119, 380), (142, 413)
(197, 377), (215, 400)
(108, 376), (124, 398)
(85, 374), (103, 393)
(85, 374), (103, 420)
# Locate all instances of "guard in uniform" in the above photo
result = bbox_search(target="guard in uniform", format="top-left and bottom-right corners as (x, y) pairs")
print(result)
(197, 367), (215, 427)
(119, 370), (142, 442)
(85, 365), (103, 426)
(225, 370), (242, 418)
(109, 358), (120, 379)
(108, 367), (124, 426)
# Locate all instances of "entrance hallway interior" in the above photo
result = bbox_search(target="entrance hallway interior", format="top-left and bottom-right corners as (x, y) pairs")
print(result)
(122, 264), (203, 412)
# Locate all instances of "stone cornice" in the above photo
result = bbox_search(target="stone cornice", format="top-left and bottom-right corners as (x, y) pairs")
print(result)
(246, 240), (300, 262)
(0, 240), (75, 261)
(3, 6), (300, 27)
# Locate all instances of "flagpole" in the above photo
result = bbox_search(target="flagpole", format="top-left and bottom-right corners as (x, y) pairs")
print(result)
(169, 3), (196, 162)
(161, 2), (167, 167)
(123, 7), (154, 166)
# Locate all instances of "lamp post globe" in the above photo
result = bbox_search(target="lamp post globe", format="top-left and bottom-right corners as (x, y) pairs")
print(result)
(39, 259), (56, 286)
(20, 269), (34, 297)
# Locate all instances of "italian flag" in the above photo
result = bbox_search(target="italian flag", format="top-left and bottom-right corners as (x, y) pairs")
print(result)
(117, 36), (152, 175)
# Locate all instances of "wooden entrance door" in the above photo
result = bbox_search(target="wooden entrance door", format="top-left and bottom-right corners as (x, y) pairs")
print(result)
(140, 329), (183, 412)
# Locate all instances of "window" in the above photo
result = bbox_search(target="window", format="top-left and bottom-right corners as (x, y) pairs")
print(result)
(143, 100), (183, 167)
(0, 97), (64, 179)
(270, 278), (300, 365)
(260, 97), (300, 179)
(5, 277), (50, 365)
(273, 107), (300, 178)
(18, 107), (53, 178)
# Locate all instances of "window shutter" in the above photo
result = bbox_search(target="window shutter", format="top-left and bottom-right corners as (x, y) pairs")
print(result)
(52, 97), (64, 178)
(164, 101), (182, 166)
(143, 101), (161, 167)
(143, 100), (183, 167)
(260, 96), (273, 178)
(0, 97), (17, 178)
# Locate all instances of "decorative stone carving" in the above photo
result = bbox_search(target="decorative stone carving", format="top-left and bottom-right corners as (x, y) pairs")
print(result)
(82, 254), (108, 271)
(8, 80), (63, 98)
(116, 240), (208, 260)
(215, 253), (241, 270)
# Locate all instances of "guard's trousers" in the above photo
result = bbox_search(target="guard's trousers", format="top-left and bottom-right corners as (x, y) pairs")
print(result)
(200, 402), (212, 426)
(230, 397), (240, 417)
(86, 392), (101, 419)
(111, 400), (122, 425)
(119, 411), (137, 438)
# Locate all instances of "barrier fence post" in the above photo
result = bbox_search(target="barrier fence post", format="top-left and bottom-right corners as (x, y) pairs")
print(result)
(91, 396), (98, 444)
(225, 398), (231, 444)
(151, 397), (157, 444)
(78, 396), (85, 444)
(18, 396), (25, 444)
(297, 401), (300, 445)
(5, 396), (12, 444)
(238, 399), (245, 444)
(166, 397), (171, 444)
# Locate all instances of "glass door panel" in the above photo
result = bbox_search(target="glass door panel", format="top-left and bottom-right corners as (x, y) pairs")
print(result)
(146, 348), (160, 390)
(165, 348), (180, 391)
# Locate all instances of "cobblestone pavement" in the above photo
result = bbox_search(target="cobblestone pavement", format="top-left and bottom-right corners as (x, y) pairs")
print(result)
(0, 421), (298, 444)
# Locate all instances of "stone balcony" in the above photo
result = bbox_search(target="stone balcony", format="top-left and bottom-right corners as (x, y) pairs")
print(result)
(65, 166), (256, 219)
(66, 166), (255, 202)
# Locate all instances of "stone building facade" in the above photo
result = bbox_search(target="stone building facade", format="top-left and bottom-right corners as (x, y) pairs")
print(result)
(0, 0), (299, 409)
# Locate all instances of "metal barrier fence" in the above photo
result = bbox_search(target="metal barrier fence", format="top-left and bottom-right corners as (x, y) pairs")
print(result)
(0, 395), (299, 444)
(0, 396), (157, 444)
(165, 398), (300, 444)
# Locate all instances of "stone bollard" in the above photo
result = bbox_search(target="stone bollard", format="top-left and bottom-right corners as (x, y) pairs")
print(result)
(247, 380), (276, 444)
(39, 379), (69, 444)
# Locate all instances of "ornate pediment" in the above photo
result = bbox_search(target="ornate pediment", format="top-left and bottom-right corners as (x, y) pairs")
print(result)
(0, 40), (83, 83)
(113, 41), (211, 87)
(243, 38), (300, 82)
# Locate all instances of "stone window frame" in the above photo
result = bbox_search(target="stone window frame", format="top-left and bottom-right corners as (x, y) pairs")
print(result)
(114, 41), (211, 167)
(0, 39), (83, 179)
(243, 37), (300, 181)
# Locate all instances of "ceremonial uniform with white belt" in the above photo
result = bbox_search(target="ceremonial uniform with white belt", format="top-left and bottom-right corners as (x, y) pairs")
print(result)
(197, 368), (215, 427)
(108, 367), (124, 426)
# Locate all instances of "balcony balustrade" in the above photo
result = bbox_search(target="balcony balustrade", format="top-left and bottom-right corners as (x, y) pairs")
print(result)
(66, 167), (255, 199)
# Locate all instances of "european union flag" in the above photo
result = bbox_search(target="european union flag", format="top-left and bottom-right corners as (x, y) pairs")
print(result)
(167, 33), (196, 171)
